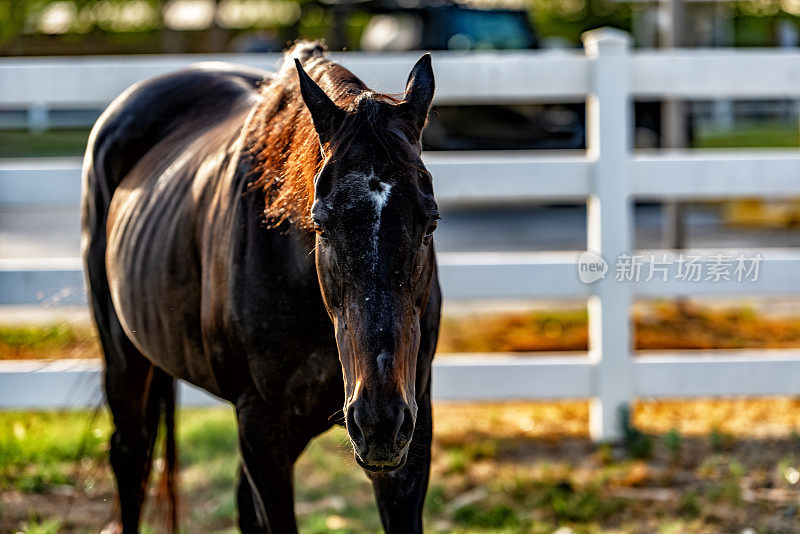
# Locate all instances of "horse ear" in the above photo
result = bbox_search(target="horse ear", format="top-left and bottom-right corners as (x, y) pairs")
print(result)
(399, 53), (435, 140)
(294, 58), (344, 145)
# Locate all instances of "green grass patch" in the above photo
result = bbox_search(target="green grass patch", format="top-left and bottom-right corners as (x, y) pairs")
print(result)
(0, 129), (90, 158)
(0, 410), (109, 498)
(694, 120), (798, 149)
(15, 517), (63, 534)
(536, 481), (625, 523)
(5, 404), (800, 532)
(178, 408), (238, 466)
(0, 411), (110, 469)
(453, 503), (520, 529)
(0, 323), (99, 359)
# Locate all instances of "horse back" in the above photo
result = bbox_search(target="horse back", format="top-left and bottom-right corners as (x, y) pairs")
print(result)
(86, 63), (264, 192)
(82, 63), (265, 395)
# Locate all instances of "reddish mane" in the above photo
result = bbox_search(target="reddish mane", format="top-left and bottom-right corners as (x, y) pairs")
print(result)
(246, 43), (404, 230)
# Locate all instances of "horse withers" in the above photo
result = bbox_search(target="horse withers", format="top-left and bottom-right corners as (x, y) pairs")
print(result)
(81, 43), (441, 533)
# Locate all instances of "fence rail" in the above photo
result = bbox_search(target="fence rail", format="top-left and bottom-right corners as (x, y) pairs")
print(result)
(3, 27), (800, 440)
(6, 150), (800, 209)
(7, 350), (800, 409)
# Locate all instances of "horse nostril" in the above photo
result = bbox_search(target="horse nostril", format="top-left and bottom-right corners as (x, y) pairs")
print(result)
(346, 404), (366, 450)
(394, 405), (415, 448)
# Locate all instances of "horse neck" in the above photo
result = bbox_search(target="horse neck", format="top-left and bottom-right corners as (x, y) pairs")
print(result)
(247, 86), (323, 230)
(306, 58), (367, 100)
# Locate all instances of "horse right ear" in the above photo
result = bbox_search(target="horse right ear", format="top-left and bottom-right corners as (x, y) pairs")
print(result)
(295, 59), (345, 145)
(399, 53), (435, 141)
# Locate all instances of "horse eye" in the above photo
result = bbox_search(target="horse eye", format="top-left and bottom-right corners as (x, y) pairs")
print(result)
(426, 220), (438, 236)
(423, 219), (438, 244)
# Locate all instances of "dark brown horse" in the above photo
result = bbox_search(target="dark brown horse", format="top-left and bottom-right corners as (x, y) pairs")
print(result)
(81, 42), (440, 533)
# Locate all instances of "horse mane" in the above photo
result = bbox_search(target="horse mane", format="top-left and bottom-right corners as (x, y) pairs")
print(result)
(246, 42), (412, 230)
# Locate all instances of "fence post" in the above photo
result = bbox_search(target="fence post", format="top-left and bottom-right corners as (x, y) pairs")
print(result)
(582, 28), (633, 442)
(27, 103), (50, 133)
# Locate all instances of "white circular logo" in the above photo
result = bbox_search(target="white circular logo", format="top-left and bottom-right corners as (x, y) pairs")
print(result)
(577, 251), (608, 284)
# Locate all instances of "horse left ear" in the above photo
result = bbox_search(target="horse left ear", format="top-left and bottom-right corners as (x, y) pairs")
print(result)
(400, 53), (435, 141)
(295, 58), (345, 145)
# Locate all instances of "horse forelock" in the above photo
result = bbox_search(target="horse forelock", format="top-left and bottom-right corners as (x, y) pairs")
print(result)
(246, 45), (420, 231)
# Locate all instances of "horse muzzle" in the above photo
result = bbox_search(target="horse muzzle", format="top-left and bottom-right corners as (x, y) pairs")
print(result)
(345, 396), (415, 472)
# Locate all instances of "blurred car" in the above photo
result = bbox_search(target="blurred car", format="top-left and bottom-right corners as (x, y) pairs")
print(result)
(360, 5), (537, 52)
(423, 103), (584, 151)
(356, 2), (585, 151)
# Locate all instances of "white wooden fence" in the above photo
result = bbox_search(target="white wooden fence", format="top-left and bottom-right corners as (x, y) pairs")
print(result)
(3, 27), (800, 441)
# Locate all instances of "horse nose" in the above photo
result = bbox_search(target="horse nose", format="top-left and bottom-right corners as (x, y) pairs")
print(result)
(346, 397), (414, 468)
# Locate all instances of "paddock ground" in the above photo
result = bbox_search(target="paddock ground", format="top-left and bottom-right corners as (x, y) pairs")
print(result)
(4, 301), (800, 532)
(3, 399), (800, 533)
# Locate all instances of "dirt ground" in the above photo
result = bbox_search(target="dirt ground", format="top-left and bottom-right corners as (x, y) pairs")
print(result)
(4, 400), (800, 533)
(4, 302), (800, 531)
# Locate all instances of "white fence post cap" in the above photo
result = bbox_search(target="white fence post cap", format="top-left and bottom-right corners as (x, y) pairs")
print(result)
(582, 27), (630, 57)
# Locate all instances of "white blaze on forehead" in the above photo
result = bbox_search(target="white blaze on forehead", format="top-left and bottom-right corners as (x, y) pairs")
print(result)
(368, 178), (392, 209)
(345, 169), (392, 266)
(343, 170), (393, 366)
(366, 171), (392, 265)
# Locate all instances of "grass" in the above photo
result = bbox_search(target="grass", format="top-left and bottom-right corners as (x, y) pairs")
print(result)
(4, 401), (800, 532)
(442, 301), (800, 353)
(0, 323), (98, 359)
(693, 120), (799, 149)
(0, 129), (90, 158)
(4, 302), (800, 530)
(7, 301), (800, 360)
(0, 119), (795, 159)
(441, 308), (589, 353)
(14, 517), (63, 534)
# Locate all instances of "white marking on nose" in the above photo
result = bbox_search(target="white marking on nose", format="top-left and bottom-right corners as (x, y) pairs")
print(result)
(377, 351), (393, 377)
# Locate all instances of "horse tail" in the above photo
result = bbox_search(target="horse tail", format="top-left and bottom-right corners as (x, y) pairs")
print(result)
(157, 377), (179, 533)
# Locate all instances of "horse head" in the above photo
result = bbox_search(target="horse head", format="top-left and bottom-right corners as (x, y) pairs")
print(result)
(296, 55), (438, 472)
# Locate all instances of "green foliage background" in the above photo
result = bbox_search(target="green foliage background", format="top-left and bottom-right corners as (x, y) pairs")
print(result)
(1, 0), (799, 54)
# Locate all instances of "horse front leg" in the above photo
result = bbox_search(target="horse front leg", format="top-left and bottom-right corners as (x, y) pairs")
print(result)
(236, 464), (263, 533)
(368, 389), (433, 534)
(235, 393), (300, 534)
